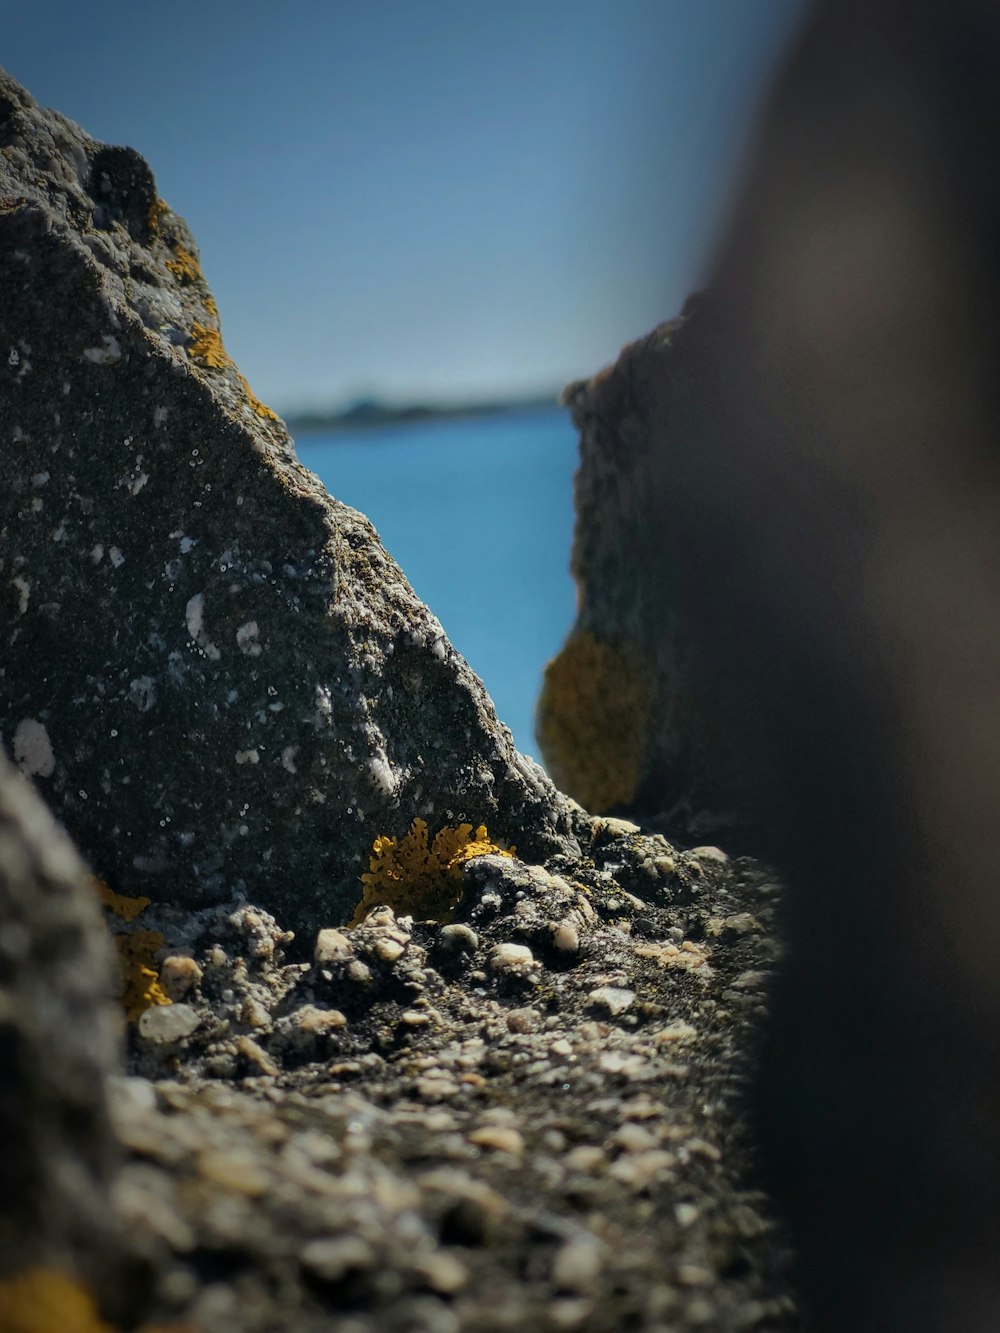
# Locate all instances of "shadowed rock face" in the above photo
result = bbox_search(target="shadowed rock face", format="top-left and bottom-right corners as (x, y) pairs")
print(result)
(545, 1), (1000, 1327)
(0, 748), (125, 1300)
(0, 70), (578, 934)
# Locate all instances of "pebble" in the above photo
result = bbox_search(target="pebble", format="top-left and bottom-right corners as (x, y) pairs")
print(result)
(587, 986), (635, 1016)
(563, 1145), (605, 1173)
(506, 1006), (540, 1033)
(198, 1148), (270, 1196)
(401, 1009), (432, 1027)
(138, 1003), (201, 1044)
(293, 1004), (347, 1034)
(689, 845), (730, 867)
(411, 1251), (468, 1293)
(467, 1126), (525, 1156)
(314, 927), (354, 964)
(550, 921), (580, 954)
(234, 1035), (279, 1076)
(488, 942), (535, 973)
(438, 923), (478, 953)
(373, 936), (406, 963)
(158, 955), (203, 1000)
(300, 1235), (374, 1280)
(552, 1232), (604, 1291)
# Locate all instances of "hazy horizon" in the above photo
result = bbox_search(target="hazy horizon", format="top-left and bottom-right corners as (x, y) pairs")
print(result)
(5, 2), (807, 413)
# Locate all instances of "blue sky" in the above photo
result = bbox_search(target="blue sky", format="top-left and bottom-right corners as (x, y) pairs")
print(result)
(4, 2), (805, 413)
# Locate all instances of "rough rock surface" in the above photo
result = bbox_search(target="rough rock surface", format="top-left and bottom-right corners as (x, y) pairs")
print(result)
(0, 68), (578, 935)
(0, 748), (127, 1304)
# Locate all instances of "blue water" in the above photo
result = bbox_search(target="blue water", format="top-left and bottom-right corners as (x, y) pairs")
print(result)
(295, 407), (579, 762)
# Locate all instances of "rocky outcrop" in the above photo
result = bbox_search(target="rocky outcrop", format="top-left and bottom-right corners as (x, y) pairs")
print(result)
(0, 69), (578, 936)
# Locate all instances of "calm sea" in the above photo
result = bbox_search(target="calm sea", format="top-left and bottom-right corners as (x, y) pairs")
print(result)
(295, 406), (579, 763)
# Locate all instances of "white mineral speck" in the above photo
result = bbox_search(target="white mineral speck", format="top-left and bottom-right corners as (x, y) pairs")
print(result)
(185, 592), (221, 660)
(13, 718), (55, 778)
(30, 471), (49, 487)
(235, 749), (260, 766)
(82, 335), (121, 364)
(11, 576), (29, 615)
(153, 406), (168, 426)
(127, 471), (149, 496)
(179, 536), (196, 554)
(281, 746), (299, 773)
(235, 620), (262, 656)
(368, 752), (396, 795)
(91, 545), (104, 564)
(109, 546), (125, 568)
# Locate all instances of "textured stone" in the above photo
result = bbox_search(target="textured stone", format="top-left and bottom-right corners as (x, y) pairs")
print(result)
(0, 748), (126, 1303)
(0, 69), (578, 933)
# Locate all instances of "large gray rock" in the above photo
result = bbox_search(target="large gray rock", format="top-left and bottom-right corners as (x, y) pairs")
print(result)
(0, 747), (125, 1304)
(0, 69), (577, 934)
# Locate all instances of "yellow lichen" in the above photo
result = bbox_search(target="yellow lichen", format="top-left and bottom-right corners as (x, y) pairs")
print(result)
(349, 819), (515, 926)
(0, 1268), (115, 1333)
(165, 245), (202, 284)
(95, 881), (150, 922)
(93, 881), (171, 1022)
(147, 196), (170, 232)
(188, 321), (230, 371)
(536, 628), (653, 813)
(186, 322), (279, 420)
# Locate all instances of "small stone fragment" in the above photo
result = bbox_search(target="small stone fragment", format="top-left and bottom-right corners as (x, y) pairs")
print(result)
(158, 954), (203, 1001)
(300, 1235), (374, 1281)
(314, 927), (354, 964)
(137, 1002), (200, 1044)
(550, 921), (580, 954)
(437, 923), (479, 953)
(488, 942), (535, 974)
(198, 1148), (270, 1196)
(552, 1232), (605, 1292)
(293, 1005), (347, 1034)
(467, 1126), (525, 1155)
(587, 986), (635, 1016)
(506, 1007), (540, 1033)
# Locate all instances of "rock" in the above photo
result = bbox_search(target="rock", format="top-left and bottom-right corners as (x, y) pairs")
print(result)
(436, 923), (479, 954)
(586, 986), (635, 1017)
(137, 1002), (200, 1045)
(0, 69), (579, 934)
(313, 927), (353, 965)
(0, 747), (134, 1314)
(487, 942), (535, 974)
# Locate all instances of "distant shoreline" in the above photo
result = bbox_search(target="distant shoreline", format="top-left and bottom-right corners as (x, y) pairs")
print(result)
(283, 392), (563, 438)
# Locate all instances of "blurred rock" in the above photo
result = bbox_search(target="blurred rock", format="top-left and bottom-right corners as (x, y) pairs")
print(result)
(543, 1), (1000, 1327)
(0, 747), (126, 1307)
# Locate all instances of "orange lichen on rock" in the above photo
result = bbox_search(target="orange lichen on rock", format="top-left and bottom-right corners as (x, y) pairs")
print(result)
(536, 628), (653, 813)
(93, 880), (171, 1022)
(350, 819), (514, 926)
(0, 1268), (115, 1333)
(147, 196), (170, 232)
(187, 321), (230, 371)
(165, 245), (202, 284)
(186, 322), (279, 420)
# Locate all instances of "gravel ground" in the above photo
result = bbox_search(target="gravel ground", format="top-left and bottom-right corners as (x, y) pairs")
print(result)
(105, 818), (798, 1331)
